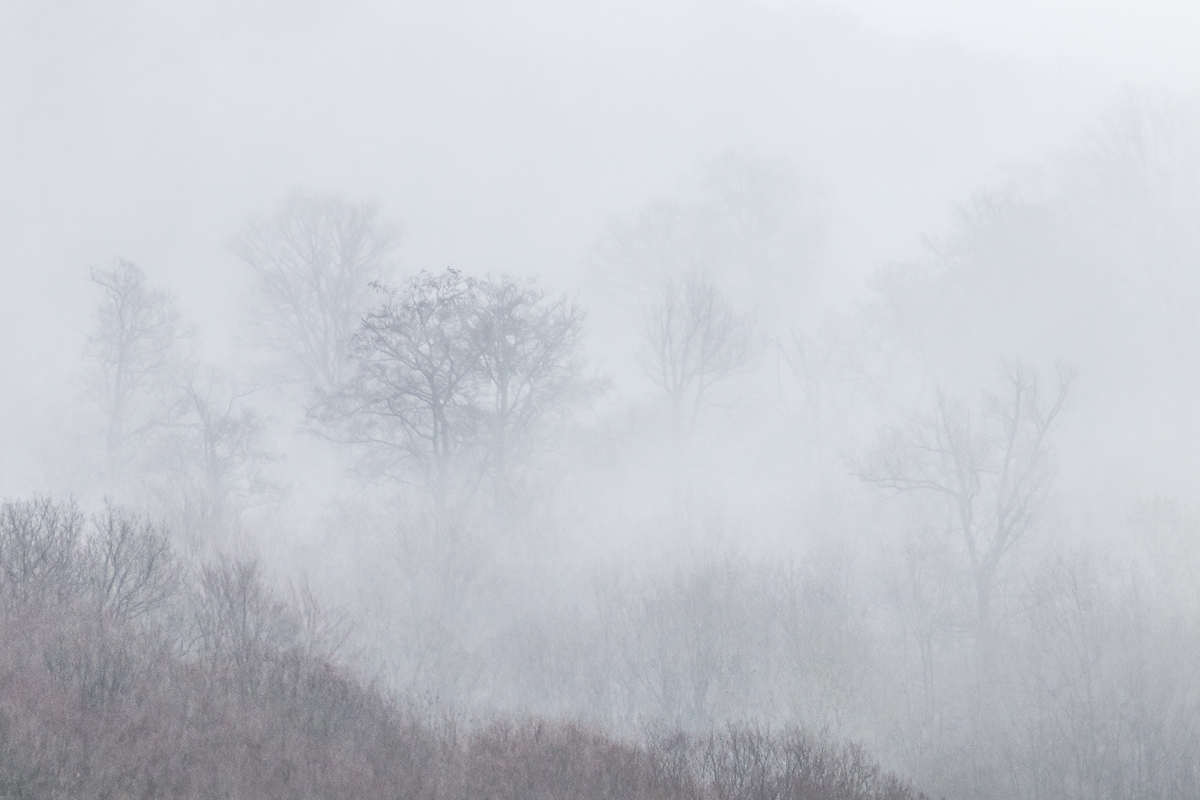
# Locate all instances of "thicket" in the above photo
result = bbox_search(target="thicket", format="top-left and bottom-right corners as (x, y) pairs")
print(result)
(0, 497), (930, 800)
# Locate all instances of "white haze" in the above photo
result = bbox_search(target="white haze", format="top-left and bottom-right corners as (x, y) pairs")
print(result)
(822, 0), (1200, 84)
(4, 3), (1200, 799)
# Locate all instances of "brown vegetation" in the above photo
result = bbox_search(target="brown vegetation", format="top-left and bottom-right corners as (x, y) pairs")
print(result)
(0, 497), (929, 800)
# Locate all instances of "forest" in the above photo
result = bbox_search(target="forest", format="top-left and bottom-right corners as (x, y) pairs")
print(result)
(3, 2), (1200, 799)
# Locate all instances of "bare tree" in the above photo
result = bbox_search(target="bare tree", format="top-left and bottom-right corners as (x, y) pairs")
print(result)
(86, 502), (181, 621)
(0, 497), (85, 607)
(473, 276), (600, 508)
(641, 270), (755, 453)
(85, 259), (190, 480)
(857, 362), (1072, 635)
(325, 269), (482, 515)
(191, 556), (299, 695)
(1077, 88), (1199, 215)
(775, 326), (845, 441)
(152, 366), (277, 547)
(231, 191), (398, 397)
(322, 269), (602, 521)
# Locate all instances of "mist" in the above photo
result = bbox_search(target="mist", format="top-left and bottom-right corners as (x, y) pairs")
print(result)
(3, 2), (1200, 798)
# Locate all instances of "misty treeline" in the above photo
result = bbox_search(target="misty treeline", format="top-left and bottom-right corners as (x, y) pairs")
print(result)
(11, 89), (1200, 799)
(0, 496), (928, 800)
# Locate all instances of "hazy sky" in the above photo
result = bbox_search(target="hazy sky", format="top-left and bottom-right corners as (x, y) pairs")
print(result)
(820, 0), (1200, 85)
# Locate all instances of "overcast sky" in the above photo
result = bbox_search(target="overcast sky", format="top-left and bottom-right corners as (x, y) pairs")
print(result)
(818, 0), (1200, 85)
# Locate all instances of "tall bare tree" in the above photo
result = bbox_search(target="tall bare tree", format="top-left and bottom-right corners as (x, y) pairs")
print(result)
(473, 276), (598, 508)
(231, 191), (398, 397)
(151, 366), (276, 547)
(325, 270), (482, 515)
(85, 259), (189, 481)
(857, 362), (1072, 635)
(641, 270), (755, 453)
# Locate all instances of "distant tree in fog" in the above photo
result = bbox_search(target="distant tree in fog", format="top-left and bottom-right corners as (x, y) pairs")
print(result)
(151, 366), (276, 547)
(857, 362), (1072, 636)
(231, 191), (398, 398)
(641, 271), (755, 453)
(319, 269), (596, 517)
(775, 324), (849, 442)
(591, 153), (819, 456)
(85, 259), (191, 481)
(328, 269), (481, 514)
(473, 276), (599, 508)
(593, 151), (825, 323)
(1077, 88), (1199, 214)
(1073, 90), (1200, 323)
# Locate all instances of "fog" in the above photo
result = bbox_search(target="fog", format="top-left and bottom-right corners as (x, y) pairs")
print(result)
(3, 2), (1200, 798)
